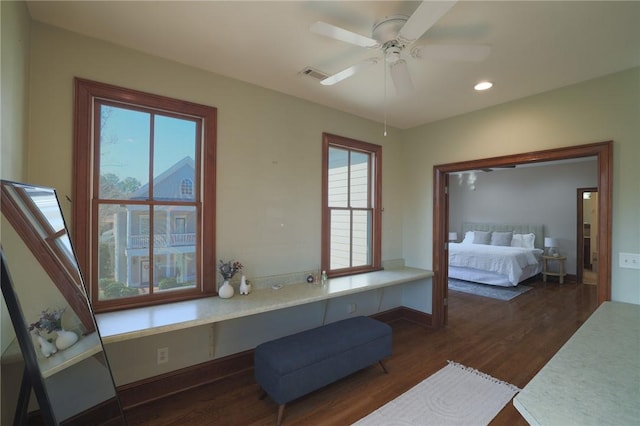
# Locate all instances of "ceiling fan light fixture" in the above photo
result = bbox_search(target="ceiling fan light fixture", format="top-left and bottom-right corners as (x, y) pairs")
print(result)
(390, 59), (414, 94)
(385, 45), (402, 63)
(474, 81), (493, 91)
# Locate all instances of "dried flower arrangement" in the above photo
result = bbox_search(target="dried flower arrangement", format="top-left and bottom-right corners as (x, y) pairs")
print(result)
(28, 307), (66, 334)
(218, 260), (243, 280)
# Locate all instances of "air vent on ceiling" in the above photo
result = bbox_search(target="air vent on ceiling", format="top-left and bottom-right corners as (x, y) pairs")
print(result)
(300, 67), (328, 81)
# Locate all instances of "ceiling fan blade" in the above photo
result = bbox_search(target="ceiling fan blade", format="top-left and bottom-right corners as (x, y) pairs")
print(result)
(311, 21), (379, 48)
(482, 165), (516, 172)
(411, 44), (491, 62)
(389, 59), (414, 95)
(321, 58), (379, 86)
(398, 0), (457, 44)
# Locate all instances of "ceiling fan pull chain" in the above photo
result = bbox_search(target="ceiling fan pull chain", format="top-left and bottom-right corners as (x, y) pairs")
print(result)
(383, 59), (388, 137)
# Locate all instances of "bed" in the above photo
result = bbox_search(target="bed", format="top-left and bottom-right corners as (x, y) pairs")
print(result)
(448, 223), (545, 287)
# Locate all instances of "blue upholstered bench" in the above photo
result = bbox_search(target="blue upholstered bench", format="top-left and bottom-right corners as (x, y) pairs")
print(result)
(254, 316), (392, 425)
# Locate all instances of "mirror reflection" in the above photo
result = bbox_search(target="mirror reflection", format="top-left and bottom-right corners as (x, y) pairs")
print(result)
(1, 180), (125, 424)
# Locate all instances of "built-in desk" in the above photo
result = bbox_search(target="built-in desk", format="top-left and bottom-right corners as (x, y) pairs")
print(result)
(97, 267), (433, 344)
(513, 301), (640, 425)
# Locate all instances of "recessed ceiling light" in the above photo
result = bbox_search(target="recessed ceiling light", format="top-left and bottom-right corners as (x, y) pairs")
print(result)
(474, 81), (493, 91)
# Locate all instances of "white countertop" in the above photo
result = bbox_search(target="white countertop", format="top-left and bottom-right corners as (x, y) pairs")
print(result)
(513, 301), (640, 425)
(38, 332), (103, 378)
(96, 267), (432, 344)
(2, 332), (104, 378)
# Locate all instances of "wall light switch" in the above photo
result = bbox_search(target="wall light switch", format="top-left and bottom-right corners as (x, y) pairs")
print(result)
(619, 253), (640, 270)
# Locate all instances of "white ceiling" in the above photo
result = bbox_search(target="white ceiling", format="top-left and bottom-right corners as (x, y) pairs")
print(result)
(26, 1), (640, 129)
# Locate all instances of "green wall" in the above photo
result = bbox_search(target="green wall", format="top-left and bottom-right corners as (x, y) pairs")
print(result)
(403, 67), (640, 303)
(1, 1), (32, 422)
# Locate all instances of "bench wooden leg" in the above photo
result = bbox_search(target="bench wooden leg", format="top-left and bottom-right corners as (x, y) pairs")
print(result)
(379, 360), (389, 374)
(276, 403), (286, 426)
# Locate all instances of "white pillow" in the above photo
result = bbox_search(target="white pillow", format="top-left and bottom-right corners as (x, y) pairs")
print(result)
(512, 233), (535, 249)
(462, 231), (474, 244)
(511, 234), (522, 247)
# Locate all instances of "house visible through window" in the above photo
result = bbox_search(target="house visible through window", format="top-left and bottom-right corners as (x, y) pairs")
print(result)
(322, 133), (382, 276)
(73, 78), (216, 312)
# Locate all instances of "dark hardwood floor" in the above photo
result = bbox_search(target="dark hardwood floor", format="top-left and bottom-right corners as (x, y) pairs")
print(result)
(124, 279), (598, 425)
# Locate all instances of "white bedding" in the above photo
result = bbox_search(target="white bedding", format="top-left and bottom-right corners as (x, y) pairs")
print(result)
(449, 243), (543, 287)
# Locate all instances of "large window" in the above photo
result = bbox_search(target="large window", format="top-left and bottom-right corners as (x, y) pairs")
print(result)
(74, 79), (216, 312)
(322, 133), (382, 276)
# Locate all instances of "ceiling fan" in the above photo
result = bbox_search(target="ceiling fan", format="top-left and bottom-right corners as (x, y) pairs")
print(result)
(310, 0), (490, 94)
(481, 165), (517, 172)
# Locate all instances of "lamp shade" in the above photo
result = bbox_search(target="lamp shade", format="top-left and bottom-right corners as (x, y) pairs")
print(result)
(544, 237), (558, 248)
(448, 232), (458, 242)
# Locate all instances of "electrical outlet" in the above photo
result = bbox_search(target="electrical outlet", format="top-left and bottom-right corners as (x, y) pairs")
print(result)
(348, 303), (357, 314)
(619, 253), (640, 270)
(157, 347), (169, 364)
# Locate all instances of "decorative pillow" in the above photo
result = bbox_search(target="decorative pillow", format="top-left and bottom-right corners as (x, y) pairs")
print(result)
(491, 231), (513, 246)
(472, 230), (492, 245)
(521, 233), (536, 248)
(512, 233), (535, 249)
(462, 231), (474, 244)
(511, 234), (524, 247)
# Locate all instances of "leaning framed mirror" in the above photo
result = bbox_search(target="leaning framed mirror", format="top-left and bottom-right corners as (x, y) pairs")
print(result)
(1, 179), (125, 425)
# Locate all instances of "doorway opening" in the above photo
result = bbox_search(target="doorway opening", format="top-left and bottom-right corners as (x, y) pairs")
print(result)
(432, 141), (612, 328)
(578, 188), (598, 285)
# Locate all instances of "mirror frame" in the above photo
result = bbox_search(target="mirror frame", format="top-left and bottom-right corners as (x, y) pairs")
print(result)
(1, 252), (56, 424)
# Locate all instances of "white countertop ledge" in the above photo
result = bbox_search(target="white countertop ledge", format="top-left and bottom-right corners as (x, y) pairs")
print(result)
(96, 268), (432, 344)
(513, 301), (640, 425)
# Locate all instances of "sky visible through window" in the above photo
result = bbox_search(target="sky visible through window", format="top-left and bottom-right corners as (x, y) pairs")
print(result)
(100, 105), (197, 185)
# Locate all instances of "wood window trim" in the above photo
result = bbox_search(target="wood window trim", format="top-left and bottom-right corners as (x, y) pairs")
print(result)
(73, 78), (217, 312)
(321, 133), (382, 277)
(432, 140), (613, 328)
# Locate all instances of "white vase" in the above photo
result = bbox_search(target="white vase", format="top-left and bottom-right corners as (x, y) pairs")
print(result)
(55, 329), (78, 350)
(239, 275), (251, 295)
(36, 334), (58, 358)
(219, 280), (234, 298)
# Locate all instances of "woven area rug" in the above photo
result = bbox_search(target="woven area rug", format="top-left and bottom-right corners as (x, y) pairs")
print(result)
(448, 278), (532, 301)
(353, 361), (520, 426)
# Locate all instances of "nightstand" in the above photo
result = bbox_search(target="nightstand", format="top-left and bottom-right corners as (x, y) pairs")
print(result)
(542, 255), (567, 284)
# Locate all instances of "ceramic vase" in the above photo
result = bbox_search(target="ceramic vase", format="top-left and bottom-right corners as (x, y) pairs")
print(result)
(55, 328), (79, 350)
(239, 275), (251, 295)
(219, 280), (234, 299)
(36, 334), (58, 358)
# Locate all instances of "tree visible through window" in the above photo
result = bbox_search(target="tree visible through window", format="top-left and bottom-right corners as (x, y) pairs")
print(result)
(73, 79), (216, 312)
(322, 133), (382, 276)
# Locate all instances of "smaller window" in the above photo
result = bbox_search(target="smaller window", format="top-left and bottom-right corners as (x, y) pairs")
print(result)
(322, 133), (382, 277)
